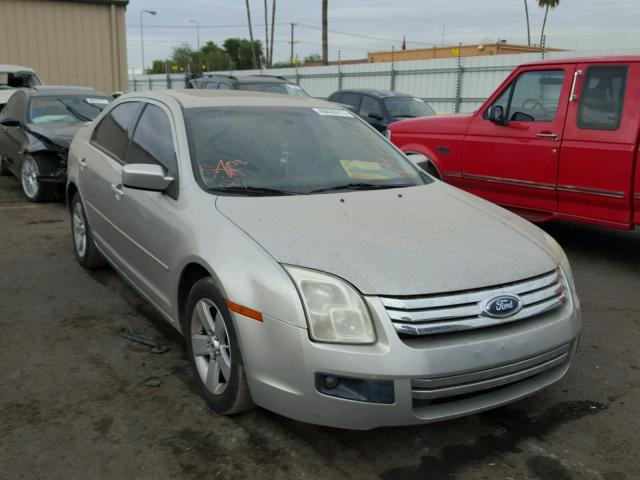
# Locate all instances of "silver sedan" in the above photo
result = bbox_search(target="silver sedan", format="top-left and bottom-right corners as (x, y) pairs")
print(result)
(66, 90), (581, 430)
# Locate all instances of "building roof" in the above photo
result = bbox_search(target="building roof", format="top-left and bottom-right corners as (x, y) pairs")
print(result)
(129, 89), (336, 110)
(331, 89), (413, 99)
(0, 65), (36, 73)
(38, 0), (128, 5)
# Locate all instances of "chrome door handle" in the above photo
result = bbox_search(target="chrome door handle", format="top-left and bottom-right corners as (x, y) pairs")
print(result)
(536, 133), (558, 140)
(569, 69), (582, 102)
(111, 183), (124, 198)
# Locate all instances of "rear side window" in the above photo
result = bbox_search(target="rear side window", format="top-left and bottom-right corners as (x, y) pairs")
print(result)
(577, 66), (628, 131)
(91, 102), (140, 162)
(127, 104), (177, 176)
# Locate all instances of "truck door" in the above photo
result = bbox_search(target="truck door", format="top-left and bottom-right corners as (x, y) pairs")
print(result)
(558, 62), (638, 228)
(462, 65), (575, 217)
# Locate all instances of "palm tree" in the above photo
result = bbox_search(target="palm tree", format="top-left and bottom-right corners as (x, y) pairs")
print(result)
(523, 0), (531, 46)
(322, 0), (328, 65)
(538, 0), (560, 47)
(269, 0), (276, 68)
(244, 0), (258, 68)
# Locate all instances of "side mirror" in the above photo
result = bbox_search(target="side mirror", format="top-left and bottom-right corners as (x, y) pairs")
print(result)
(368, 112), (384, 121)
(488, 105), (507, 125)
(122, 164), (173, 192)
(112, 91), (123, 99)
(0, 117), (21, 127)
(405, 153), (429, 171)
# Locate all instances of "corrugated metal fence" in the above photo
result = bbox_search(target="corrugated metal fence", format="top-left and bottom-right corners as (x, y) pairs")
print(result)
(128, 48), (640, 113)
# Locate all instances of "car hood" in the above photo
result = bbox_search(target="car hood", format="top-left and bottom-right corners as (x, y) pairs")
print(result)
(389, 112), (474, 135)
(215, 183), (558, 296)
(27, 123), (84, 149)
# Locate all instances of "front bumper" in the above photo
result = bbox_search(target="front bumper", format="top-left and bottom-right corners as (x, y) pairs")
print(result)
(234, 292), (581, 430)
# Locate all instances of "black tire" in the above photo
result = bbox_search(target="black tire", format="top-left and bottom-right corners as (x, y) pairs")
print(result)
(20, 155), (55, 202)
(70, 193), (105, 269)
(185, 277), (254, 415)
(0, 155), (10, 176)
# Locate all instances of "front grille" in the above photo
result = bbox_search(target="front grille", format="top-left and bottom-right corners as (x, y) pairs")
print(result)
(412, 343), (570, 402)
(380, 269), (566, 336)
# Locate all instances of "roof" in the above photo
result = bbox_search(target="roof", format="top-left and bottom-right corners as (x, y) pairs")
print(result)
(330, 88), (413, 98)
(126, 89), (336, 109)
(47, 0), (129, 5)
(522, 55), (640, 67)
(236, 75), (292, 84)
(0, 65), (36, 73)
(29, 85), (108, 96)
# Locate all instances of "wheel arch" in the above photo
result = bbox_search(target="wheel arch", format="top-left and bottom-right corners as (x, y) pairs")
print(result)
(404, 150), (443, 180)
(177, 262), (216, 333)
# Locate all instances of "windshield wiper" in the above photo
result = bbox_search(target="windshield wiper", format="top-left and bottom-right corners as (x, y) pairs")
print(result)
(205, 185), (301, 196)
(57, 99), (92, 122)
(309, 182), (414, 194)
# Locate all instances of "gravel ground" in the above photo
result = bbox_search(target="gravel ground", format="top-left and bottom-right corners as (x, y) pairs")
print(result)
(0, 174), (638, 480)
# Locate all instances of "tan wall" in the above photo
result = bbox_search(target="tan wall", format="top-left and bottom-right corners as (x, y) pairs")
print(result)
(369, 44), (563, 63)
(0, 0), (127, 93)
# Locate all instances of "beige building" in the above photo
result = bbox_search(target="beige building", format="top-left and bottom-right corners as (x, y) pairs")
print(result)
(369, 43), (565, 63)
(0, 0), (128, 93)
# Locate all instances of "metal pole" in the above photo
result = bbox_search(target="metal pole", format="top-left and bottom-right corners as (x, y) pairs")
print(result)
(190, 20), (200, 74)
(140, 10), (157, 75)
(290, 23), (295, 63)
(454, 43), (463, 113)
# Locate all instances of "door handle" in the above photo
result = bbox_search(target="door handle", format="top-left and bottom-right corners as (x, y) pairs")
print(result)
(79, 158), (87, 169)
(536, 132), (558, 140)
(111, 183), (124, 198)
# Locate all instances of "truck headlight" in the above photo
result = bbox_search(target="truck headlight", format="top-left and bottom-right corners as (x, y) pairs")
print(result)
(284, 265), (376, 344)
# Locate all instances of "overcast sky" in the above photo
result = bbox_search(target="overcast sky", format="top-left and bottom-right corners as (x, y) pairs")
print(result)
(126, 0), (640, 71)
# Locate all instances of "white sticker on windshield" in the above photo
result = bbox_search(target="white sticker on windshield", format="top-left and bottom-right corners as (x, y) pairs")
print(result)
(86, 98), (110, 105)
(312, 107), (353, 117)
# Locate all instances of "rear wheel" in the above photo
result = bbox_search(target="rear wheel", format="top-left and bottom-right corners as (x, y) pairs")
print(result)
(0, 155), (10, 176)
(185, 278), (254, 415)
(21, 155), (55, 202)
(71, 193), (105, 269)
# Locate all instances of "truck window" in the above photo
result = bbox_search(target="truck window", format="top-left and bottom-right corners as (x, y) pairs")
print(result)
(508, 70), (564, 122)
(577, 66), (628, 131)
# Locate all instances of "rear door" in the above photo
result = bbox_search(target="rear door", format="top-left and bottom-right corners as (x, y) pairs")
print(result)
(462, 65), (575, 215)
(558, 62), (638, 227)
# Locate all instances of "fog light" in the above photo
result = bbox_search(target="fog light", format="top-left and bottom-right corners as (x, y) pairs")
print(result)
(324, 375), (339, 389)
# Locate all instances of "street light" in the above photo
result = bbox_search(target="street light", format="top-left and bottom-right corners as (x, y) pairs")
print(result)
(190, 20), (201, 74)
(140, 9), (157, 75)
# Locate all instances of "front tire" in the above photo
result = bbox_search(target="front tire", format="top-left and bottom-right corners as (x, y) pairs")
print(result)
(70, 193), (105, 269)
(21, 155), (54, 202)
(185, 278), (254, 415)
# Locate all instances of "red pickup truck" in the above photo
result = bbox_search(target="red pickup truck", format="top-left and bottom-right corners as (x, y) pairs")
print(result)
(389, 56), (640, 230)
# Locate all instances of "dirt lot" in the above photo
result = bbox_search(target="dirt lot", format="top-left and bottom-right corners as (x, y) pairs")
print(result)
(0, 174), (638, 480)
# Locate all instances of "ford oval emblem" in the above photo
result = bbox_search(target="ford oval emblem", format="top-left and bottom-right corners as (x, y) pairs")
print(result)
(483, 294), (522, 318)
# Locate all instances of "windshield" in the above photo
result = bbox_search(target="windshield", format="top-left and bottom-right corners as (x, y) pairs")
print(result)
(384, 97), (436, 119)
(237, 83), (310, 97)
(29, 95), (110, 125)
(184, 106), (427, 196)
(0, 71), (42, 90)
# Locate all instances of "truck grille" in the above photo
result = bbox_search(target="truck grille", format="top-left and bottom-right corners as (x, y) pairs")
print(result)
(380, 269), (566, 336)
(411, 343), (570, 402)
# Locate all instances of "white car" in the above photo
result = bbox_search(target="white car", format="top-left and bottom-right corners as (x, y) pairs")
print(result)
(0, 65), (42, 111)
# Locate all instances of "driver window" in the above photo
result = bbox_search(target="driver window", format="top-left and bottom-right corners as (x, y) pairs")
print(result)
(359, 96), (382, 119)
(508, 70), (564, 122)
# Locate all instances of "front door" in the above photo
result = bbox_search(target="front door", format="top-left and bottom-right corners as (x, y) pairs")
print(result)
(462, 66), (575, 216)
(558, 62), (638, 228)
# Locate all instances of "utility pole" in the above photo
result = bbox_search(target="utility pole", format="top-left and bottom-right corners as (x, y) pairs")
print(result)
(190, 19), (200, 74)
(139, 9), (157, 74)
(263, 0), (269, 66)
(244, 0), (258, 69)
(269, 0), (276, 68)
(322, 0), (328, 65)
(289, 22), (297, 64)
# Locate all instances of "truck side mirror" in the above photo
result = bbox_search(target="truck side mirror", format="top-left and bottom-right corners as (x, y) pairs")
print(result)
(488, 105), (507, 125)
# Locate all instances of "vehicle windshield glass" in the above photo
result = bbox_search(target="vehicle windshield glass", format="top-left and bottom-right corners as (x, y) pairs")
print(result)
(0, 71), (42, 90)
(384, 97), (435, 118)
(239, 83), (309, 97)
(184, 106), (427, 195)
(29, 95), (110, 125)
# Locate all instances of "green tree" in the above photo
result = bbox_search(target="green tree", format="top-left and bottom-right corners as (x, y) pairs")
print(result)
(224, 38), (263, 70)
(303, 54), (322, 64)
(538, 0), (560, 46)
(149, 60), (166, 74)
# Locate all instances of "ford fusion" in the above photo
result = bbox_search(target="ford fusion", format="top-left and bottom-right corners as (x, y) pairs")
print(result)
(66, 90), (581, 430)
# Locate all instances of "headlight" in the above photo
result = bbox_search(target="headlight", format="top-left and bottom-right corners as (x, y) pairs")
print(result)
(284, 265), (376, 344)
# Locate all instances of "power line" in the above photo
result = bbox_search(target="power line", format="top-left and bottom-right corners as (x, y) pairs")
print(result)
(296, 22), (438, 46)
(126, 22), (289, 29)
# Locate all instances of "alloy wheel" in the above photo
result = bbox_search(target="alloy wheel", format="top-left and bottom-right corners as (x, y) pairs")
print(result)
(72, 202), (87, 258)
(191, 299), (232, 395)
(21, 156), (40, 199)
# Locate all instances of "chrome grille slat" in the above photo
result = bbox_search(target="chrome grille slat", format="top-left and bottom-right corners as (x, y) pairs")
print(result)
(412, 343), (570, 400)
(379, 270), (559, 311)
(383, 269), (566, 335)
